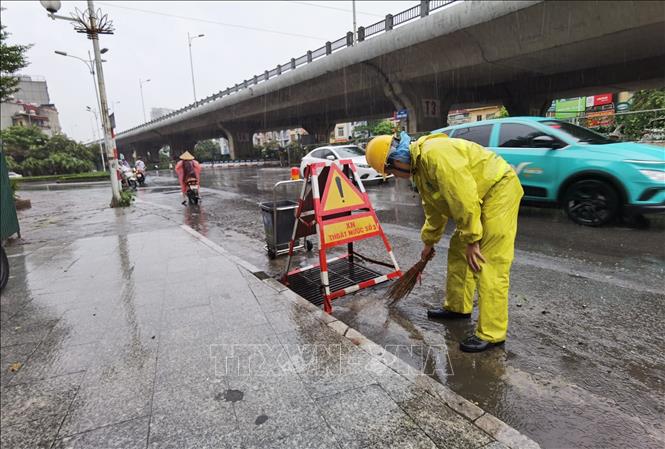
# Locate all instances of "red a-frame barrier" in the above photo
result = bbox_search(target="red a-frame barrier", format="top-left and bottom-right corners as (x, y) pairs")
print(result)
(281, 160), (401, 313)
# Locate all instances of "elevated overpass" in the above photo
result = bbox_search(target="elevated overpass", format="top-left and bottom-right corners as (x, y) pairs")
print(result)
(114, 0), (665, 159)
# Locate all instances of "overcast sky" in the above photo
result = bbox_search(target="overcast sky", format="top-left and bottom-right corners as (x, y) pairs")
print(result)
(2, 1), (416, 142)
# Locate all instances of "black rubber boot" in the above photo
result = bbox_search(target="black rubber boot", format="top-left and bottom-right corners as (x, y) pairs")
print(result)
(459, 335), (505, 353)
(427, 308), (471, 320)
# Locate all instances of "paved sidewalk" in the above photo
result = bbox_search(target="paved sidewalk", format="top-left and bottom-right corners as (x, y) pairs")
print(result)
(1, 198), (538, 448)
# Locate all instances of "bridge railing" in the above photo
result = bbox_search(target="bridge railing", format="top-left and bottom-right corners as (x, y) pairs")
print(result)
(119, 0), (458, 136)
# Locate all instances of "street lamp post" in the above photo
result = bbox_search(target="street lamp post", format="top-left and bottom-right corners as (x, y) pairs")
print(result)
(86, 106), (105, 169)
(187, 32), (205, 103)
(54, 49), (106, 142)
(352, 0), (357, 45)
(41, 0), (121, 206)
(138, 78), (151, 123)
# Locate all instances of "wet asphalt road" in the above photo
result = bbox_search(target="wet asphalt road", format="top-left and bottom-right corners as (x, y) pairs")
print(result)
(17, 166), (665, 449)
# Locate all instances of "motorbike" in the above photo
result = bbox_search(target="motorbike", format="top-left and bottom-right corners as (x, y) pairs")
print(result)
(186, 177), (200, 205)
(134, 167), (146, 187)
(119, 165), (137, 190)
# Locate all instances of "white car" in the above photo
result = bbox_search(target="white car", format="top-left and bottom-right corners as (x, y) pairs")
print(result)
(299, 145), (393, 184)
(8, 172), (22, 178)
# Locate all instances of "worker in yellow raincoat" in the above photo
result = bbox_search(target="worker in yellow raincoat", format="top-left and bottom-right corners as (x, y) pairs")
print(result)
(365, 131), (523, 352)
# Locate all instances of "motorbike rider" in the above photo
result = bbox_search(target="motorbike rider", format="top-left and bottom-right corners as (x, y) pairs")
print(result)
(135, 157), (146, 172)
(119, 153), (130, 169)
(175, 151), (201, 205)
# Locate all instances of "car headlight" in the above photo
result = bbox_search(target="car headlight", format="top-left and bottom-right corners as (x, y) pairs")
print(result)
(639, 169), (665, 182)
(356, 163), (370, 168)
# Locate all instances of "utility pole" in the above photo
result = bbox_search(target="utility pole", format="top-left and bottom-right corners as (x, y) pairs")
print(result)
(86, 106), (105, 169)
(352, 0), (357, 45)
(187, 32), (205, 103)
(86, 0), (121, 205)
(139, 78), (150, 123)
(42, 0), (121, 205)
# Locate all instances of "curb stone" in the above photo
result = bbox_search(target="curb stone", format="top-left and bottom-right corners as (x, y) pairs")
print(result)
(180, 225), (540, 449)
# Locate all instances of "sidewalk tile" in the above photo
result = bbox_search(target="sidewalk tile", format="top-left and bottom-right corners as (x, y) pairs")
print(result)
(148, 427), (244, 449)
(231, 375), (324, 443)
(58, 349), (157, 436)
(0, 372), (83, 449)
(244, 423), (341, 449)
(149, 377), (236, 444)
(10, 341), (97, 385)
(52, 416), (150, 449)
(1, 318), (59, 348)
(398, 391), (493, 448)
(315, 383), (428, 449)
(1, 342), (37, 386)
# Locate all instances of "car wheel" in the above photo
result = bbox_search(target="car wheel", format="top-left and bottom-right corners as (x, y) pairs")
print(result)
(0, 246), (9, 291)
(563, 179), (619, 226)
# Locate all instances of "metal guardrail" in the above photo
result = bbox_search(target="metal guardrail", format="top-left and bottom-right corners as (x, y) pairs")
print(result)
(119, 0), (458, 136)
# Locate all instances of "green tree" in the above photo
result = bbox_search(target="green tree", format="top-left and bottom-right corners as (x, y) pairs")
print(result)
(37, 134), (96, 163)
(0, 9), (31, 102)
(21, 153), (93, 176)
(192, 139), (220, 162)
(617, 88), (665, 140)
(372, 120), (395, 136)
(0, 125), (48, 163)
(496, 106), (510, 118)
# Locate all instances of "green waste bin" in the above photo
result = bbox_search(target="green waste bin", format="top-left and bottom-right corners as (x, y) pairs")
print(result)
(0, 150), (20, 240)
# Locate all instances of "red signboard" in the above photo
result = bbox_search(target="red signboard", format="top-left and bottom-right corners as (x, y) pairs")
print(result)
(592, 93), (613, 107)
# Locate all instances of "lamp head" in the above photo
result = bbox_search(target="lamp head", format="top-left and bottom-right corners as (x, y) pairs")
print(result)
(40, 0), (62, 14)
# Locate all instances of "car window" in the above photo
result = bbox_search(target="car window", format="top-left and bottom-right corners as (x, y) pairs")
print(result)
(453, 125), (492, 146)
(433, 128), (454, 137)
(499, 123), (549, 148)
(310, 149), (325, 159)
(334, 146), (365, 158)
(541, 120), (613, 145)
(321, 149), (336, 159)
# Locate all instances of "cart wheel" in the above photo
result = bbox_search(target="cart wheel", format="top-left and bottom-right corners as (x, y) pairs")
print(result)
(268, 249), (277, 259)
(306, 240), (314, 252)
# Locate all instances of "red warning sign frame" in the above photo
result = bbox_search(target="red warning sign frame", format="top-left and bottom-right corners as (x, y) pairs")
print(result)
(282, 160), (401, 313)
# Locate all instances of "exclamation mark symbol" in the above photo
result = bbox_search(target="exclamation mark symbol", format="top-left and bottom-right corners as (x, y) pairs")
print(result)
(335, 177), (345, 203)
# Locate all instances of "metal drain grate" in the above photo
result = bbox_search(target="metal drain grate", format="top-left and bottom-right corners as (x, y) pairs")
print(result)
(286, 258), (383, 306)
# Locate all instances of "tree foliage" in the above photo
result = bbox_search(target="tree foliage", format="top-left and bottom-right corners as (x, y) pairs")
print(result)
(192, 139), (221, 162)
(496, 106), (510, 118)
(0, 125), (99, 175)
(372, 120), (395, 136)
(0, 125), (48, 163)
(616, 88), (665, 140)
(0, 9), (31, 102)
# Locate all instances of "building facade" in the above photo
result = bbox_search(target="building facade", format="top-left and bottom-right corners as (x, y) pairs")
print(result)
(0, 75), (61, 137)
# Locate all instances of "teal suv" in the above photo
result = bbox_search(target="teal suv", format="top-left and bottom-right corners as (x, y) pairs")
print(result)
(434, 117), (665, 226)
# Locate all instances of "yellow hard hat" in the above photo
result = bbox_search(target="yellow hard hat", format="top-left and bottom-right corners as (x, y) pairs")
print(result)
(365, 135), (394, 174)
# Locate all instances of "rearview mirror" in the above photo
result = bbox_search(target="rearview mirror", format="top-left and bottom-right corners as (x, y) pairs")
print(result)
(533, 135), (561, 149)
(326, 155), (336, 161)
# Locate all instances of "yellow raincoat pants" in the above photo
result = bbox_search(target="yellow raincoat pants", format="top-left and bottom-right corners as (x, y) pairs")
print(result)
(411, 134), (524, 343)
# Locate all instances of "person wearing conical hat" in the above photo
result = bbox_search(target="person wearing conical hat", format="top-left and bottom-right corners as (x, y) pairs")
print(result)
(175, 151), (201, 205)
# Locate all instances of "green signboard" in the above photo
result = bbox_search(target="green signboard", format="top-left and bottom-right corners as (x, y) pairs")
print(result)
(554, 97), (586, 119)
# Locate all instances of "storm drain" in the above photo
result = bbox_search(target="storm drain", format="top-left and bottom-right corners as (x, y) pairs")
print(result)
(285, 258), (382, 306)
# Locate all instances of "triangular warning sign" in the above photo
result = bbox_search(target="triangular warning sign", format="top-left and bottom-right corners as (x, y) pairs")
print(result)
(321, 165), (367, 214)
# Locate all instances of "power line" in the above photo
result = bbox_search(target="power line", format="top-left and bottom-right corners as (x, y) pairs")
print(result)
(290, 1), (383, 17)
(96, 2), (325, 40)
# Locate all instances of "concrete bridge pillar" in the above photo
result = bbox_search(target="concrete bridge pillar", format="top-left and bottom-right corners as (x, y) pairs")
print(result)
(501, 88), (551, 117)
(217, 124), (256, 159)
(302, 121), (335, 144)
(169, 136), (197, 160)
(397, 82), (454, 133)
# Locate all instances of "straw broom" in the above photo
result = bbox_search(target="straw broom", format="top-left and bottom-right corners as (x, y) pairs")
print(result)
(386, 249), (435, 304)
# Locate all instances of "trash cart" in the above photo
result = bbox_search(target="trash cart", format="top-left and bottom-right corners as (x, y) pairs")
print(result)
(260, 179), (313, 259)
